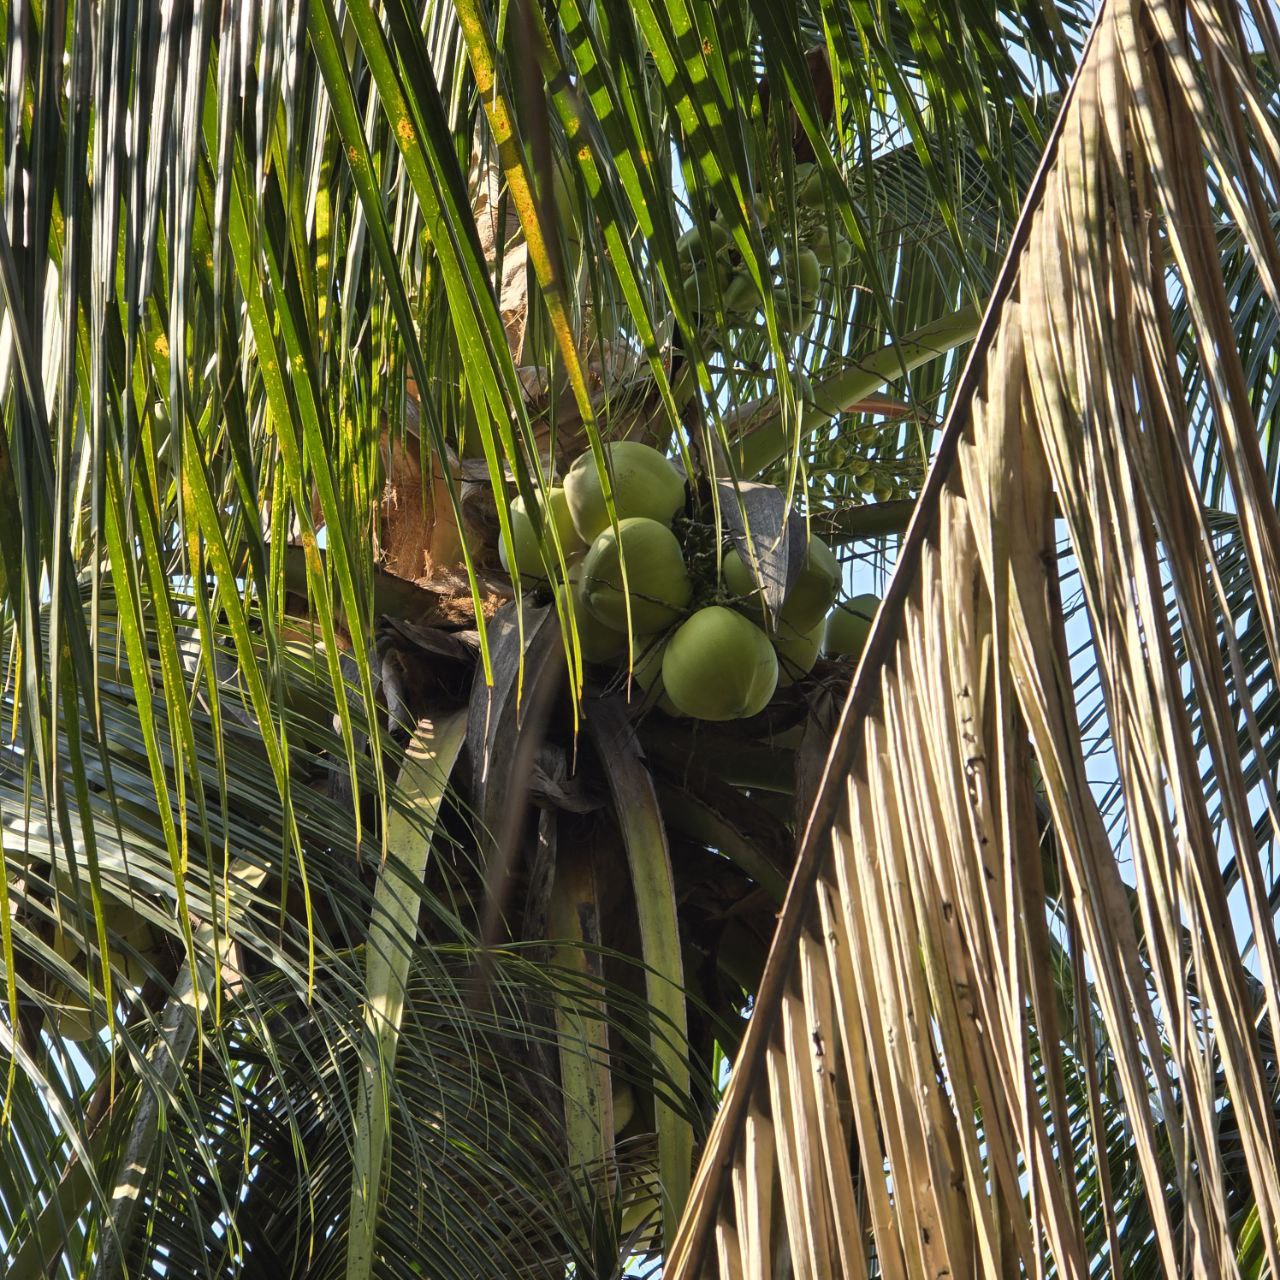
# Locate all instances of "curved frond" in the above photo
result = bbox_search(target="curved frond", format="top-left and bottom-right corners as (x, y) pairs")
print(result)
(667, 0), (1280, 1275)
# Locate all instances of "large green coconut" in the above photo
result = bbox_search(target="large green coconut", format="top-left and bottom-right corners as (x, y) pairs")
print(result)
(771, 287), (817, 335)
(721, 542), (783, 628)
(677, 221), (732, 271)
(498, 486), (584, 581)
(825, 593), (879, 659)
(580, 518), (692, 634)
(777, 535), (840, 632)
(773, 614), (826, 687)
(57, 870), (160, 988)
(722, 271), (764, 316)
(780, 247), (821, 301)
(723, 533), (840, 633)
(662, 606), (778, 721)
(563, 443), (686, 543)
(810, 227), (852, 268)
(555, 579), (627, 666)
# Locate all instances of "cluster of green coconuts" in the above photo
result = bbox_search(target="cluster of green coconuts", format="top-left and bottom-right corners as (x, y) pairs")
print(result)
(678, 164), (852, 333)
(499, 441), (879, 722)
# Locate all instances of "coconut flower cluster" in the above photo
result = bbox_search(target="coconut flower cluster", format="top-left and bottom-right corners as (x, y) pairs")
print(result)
(500, 442), (880, 722)
(677, 166), (853, 335)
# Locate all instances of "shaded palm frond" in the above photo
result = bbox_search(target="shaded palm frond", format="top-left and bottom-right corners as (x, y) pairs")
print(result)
(0, 590), (713, 1280)
(667, 0), (1280, 1275)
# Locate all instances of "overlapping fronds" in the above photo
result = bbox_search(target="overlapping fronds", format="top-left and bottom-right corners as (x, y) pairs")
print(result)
(0, 590), (710, 1279)
(666, 0), (1280, 1275)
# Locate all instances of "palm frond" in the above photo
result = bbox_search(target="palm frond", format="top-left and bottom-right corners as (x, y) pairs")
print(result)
(667, 0), (1280, 1274)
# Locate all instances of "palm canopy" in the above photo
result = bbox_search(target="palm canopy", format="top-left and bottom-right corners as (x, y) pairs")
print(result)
(4, 0), (1274, 1277)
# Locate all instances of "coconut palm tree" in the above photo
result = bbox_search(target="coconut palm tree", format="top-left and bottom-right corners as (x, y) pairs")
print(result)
(0, 0), (1273, 1277)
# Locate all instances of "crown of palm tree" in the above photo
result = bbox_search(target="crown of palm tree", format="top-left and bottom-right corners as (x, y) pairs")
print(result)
(0, 0), (1276, 1276)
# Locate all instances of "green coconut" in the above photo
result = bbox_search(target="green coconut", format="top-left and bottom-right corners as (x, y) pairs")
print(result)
(498, 486), (584, 581)
(777, 535), (840, 632)
(722, 271), (764, 315)
(580, 518), (692, 634)
(621, 633), (677, 713)
(771, 287), (817, 335)
(111, 917), (159, 988)
(629, 635), (667, 691)
(677, 220), (732, 272)
(721, 547), (770, 633)
(801, 170), (828, 210)
(825, 593), (879, 659)
(810, 228), (852, 268)
(48, 980), (103, 1042)
(563, 443), (686, 543)
(662, 606), (778, 721)
(773, 613), (826, 687)
(722, 544), (763, 603)
(555, 580), (627, 666)
(793, 162), (822, 208)
(782, 247), (821, 301)
(682, 256), (731, 307)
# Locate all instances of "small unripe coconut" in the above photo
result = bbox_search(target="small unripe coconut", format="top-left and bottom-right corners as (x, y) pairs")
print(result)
(799, 167), (827, 209)
(111, 918), (159, 989)
(563, 443), (686, 543)
(787, 247), (822, 301)
(773, 614), (826, 686)
(556, 580), (627, 665)
(682, 256), (732, 315)
(771, 287), (817, 335)
(580, 518), (692, 634)
(705, 220), (733, 254)
(676, 225), (703, 269)
(792, 162), (821, 207)
(677, 221), (732, 275)
(777, 535), (840, 632)
(499, 487), (584, 581)
(722, 270), (764, 315)
(810, 229), (852, 268)
(825, 593), (879, 658)
(662, 607), (778, 721)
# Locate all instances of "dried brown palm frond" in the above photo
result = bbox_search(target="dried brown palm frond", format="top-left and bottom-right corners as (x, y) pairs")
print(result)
(666, 0), (1280, 1275)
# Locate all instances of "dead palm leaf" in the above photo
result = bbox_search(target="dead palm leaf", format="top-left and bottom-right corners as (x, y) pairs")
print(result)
(667, 0), (1280, 1275)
